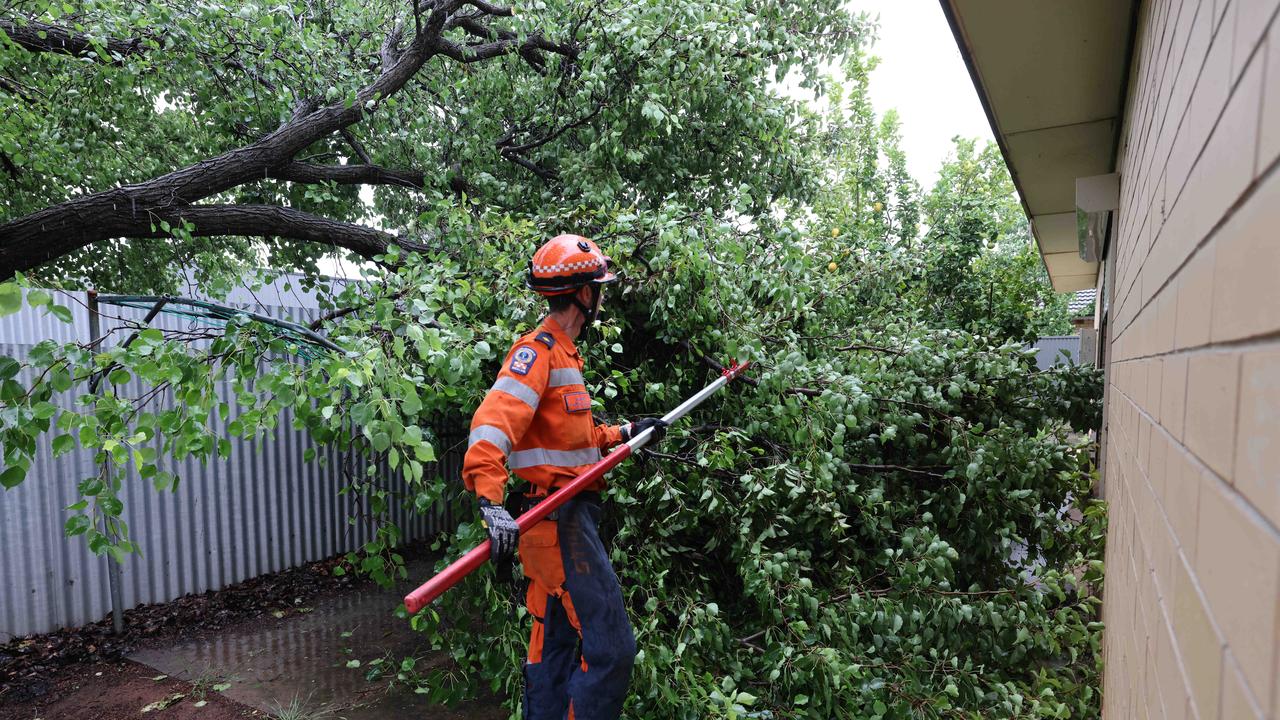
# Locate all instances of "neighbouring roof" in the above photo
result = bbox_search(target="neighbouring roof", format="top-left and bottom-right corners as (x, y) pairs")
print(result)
(939, 0), (1139, 293)
(1067, 288), (1096, 316)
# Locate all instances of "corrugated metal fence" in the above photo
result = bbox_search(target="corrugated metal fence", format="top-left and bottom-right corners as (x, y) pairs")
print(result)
(1030, 335), (1083, 370)
(0, 280), (464, 639)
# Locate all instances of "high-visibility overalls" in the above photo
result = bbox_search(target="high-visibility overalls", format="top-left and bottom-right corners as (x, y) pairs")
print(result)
(462, 315), (636, 720)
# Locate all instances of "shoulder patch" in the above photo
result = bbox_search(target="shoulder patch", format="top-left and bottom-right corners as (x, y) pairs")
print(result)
(509, 345), (538, 376)
(534, 331), (556, 349)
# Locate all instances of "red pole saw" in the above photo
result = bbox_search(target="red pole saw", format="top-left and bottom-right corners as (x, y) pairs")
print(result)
(404, 360), (753, 614)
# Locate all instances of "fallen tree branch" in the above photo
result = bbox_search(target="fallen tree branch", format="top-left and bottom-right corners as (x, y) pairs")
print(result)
(269, 162), (424, 188)
(837, 343), (905, 356)
(339, 129), (373, 165)
(0, 1), (564, 277)
(679, 339), (760, 387)
(133, 204), (427, 260)
(0, 19), (151, 63)
(846, 463), (949, 479)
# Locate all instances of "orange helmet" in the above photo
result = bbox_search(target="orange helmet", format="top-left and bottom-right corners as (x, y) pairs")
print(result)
(525, 234), (617, 296)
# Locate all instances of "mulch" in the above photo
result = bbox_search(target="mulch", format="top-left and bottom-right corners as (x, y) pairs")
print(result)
(0, 547), (412, 711)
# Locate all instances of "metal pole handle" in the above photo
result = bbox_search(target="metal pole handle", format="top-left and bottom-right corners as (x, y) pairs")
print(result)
(403, 360), (751, 613)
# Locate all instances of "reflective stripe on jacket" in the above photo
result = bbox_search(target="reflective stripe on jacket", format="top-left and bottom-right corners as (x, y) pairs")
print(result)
(462, 316), (623, 503)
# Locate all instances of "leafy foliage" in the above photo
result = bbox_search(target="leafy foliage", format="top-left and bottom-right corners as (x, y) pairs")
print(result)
(0, 3), (1102, 718)
(2, 0), (861, 291)
(916, 140), (1071, 342)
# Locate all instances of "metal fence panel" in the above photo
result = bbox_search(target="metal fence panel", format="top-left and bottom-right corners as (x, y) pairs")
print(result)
(1030, 335), (1082, 370)
(0, 281), (462, 639)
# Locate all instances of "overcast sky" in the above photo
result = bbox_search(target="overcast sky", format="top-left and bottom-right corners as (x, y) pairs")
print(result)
(848, 0), (995, 190)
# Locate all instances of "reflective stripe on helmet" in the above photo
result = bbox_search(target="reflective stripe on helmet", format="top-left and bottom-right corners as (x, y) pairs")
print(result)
(490, 376), (540, 411)
(508, 446), (602, 469)
(527, 234), (617, 296)
(548, 368), (585, 387)
(468, 425), (514, 455)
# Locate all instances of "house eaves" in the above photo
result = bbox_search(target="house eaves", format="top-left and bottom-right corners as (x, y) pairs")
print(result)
(939, 0), (1139, 292)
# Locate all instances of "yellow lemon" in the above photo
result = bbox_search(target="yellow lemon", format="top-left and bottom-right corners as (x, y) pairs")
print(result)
(873, 202), (884, 213)
(828, 262), (838, 272)
(831, 227), (840, 238)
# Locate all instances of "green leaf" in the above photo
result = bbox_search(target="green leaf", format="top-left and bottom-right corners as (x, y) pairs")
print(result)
(0, 284), (21, 317)
(100, 496), (124, 517)
(52, 434), (75, 456)
(0, 357), (19, 381)
(64, 515), (91, 536)
(48, 304), (74, 323)
(0, 465), (26, 489)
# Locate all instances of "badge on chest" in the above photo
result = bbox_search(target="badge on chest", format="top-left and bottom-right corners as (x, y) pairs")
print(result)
(563, 391), (592, 414)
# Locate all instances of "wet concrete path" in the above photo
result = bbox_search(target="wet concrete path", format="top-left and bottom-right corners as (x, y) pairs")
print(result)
(129, 561), (506, 719)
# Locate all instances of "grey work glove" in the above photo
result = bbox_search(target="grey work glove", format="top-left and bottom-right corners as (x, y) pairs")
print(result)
(478, 498), (519, 562)
(622, 417), (668, 445)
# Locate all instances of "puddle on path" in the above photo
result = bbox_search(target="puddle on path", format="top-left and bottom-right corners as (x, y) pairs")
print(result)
(130, 562), (507, 720)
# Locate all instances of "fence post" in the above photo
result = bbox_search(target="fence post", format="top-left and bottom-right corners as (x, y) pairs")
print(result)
(87, 290), (125, 635)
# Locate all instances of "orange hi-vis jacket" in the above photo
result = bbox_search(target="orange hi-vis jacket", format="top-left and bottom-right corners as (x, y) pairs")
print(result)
(463, 316), (624, 504)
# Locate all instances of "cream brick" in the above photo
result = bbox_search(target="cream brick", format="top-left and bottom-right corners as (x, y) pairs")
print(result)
(1167, 1), (1217, 194)
(1233, 0), (1280, 77)
(1155, 286), (1179, 357)
(1132, 358), (1146, 406)
(1223, 651), (1269, 719)
(1146, 650), (1165, 720)
(1174, 246), (1217, 350)
(1150, 429), (1171, 502)
(1158, 0), (1198, 162)
(1148, 358), (1165, 424)
(1215, 0), (1234, 34)
(1137, 477), (1161, 572)
(1163, 354), (1191, 441)
(1156, 615), (1192, 720)
(1174, 37), (1263, 277)
(1234, 350), (1280, 531)
(1173, 553), (1226, 719)
(1263, 34), (1280, 167)
(1168, 447), (1204, 558)
(1149, 171), (1170, 261)
(1274, 622), (1280, 720)
(1172, 5), (1236, 201)
(1210, 169), (1280, 342)
(1140, 415), (1154, 477)
(1196, 473), (1280, 705)
(1184, 352), (1241, 478)
(1153, 504), (1180, 599)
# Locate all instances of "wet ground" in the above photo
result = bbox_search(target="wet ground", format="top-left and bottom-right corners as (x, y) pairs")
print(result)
(129, 560), (506, 720)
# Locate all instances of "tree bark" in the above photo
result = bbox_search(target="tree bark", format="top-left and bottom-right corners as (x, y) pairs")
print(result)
(0, 19), (150, 63)
(136, 205), (424, 258)
(0, 0), (571, 279)
(270, 162), (425, 188)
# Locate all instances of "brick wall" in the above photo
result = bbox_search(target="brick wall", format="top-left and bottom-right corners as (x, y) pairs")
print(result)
(1102, 0), (1280, 717)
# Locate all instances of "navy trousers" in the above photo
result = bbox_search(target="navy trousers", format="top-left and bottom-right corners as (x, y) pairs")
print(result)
(521, 493), (635, 720)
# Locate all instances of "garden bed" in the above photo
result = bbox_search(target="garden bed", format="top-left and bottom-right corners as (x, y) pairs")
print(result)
(0, 659), (259, 720)
(0, 543), (437, 711)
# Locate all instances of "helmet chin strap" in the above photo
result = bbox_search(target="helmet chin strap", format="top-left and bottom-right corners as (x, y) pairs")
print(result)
(569, 285), (602, 343)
